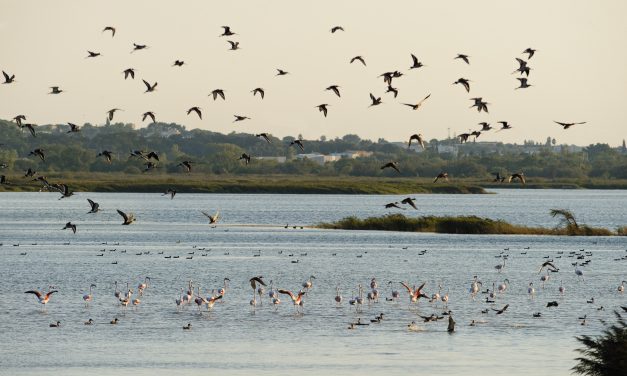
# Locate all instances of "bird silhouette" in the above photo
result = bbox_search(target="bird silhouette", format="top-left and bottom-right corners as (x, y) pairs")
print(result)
(233, 115), (250, 122)
(330, 26), (344, 33)
(276, 69), (289, 76)
(132, 43), (148, 52)
(187, 107), (202, 119)
(143, 80), (157, 93)
(67, 123), (80, 133)
(453, 78), (470, 92)
(522, 48), (536, 59)
(516, 78), (532, 89)
(290, 139), (305, 151)
(497, 121), (513, 131)
(455, 54), (470, 64)
(177, 161), (193, 172)
(86, 51), (101, 58)
(49, 86), (63, 94)
(492, 304), (509, 315)
(62, 222), (77, 234)
(251, 88), (265, 99)
(117, 209), (136, 225)
(381, 162), (400, 173)
(107, 108), (122, 121)
(173, 60), (185, 67)
(97, 150), (113, 163)
(238, 153), (251, 165)
(102, 26), (116, 37)
(408, 134), (425, 149)
(201, 210), (220, 224)
(409, 54), (424, 69)
(401, 197), (418, 210)
(508, 173), (525, 185)
(2, 71), (16, 84)
(402, 94), (431, 110)
(555, 121), (586, 129)
(210, 89), (226, 100)
(386, 85), (399, 98)
(316, 104), (329, 117)
(350, 56), (366, 66)
(255, 133), (271, 143)
(87, 199), (100, 213)
(29, 148), (45, 161)
(433, 172), (449, 183)
(369, 93), (382, 107)
(122, 68), (135, 80)
(325, 85), (341, 97)
(220, 26), (236, 37)
(142, 111), (156, 123)
(227, 40), (240, 50)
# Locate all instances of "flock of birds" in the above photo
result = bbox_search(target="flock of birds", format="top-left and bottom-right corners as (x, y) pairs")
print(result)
(1, 25), (589, 191)
(18, 242), (627, 332)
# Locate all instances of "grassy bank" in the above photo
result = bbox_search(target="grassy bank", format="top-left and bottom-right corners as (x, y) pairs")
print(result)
(317, 214), (620, 236)
(0, 173), (487, 194)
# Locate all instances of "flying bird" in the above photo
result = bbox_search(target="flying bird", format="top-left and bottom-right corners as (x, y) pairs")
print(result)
(401, 197), (418, 210)
(251, 88), (265, 99)
(87, 199), (100, 213)
(13, 114), (26, 126)
(409, 54), (424, 69)
(381, 162), (400, 173)
(117, 209), (136, 225)
(177, 161), (193, 172)
(122, 68), (135, 80)
(330, 26), (344, 33)
(233, 115), (250, 122)
(508, 173), (525, 184)
(143, 80), (157, 93)
(290, 139), (305, 151)
(163, 188), (176, 199)
(497, 121), (513, 131)
(62, 222), (77, 234)
(350, 56), (366, 66)
(479, 122), (492, 131)
(276, 69), (289, 76)
(385, 202), (404, 209)
(455, 54), (470, 64)
(67, 123), (80, 133)
(97, 150), (113, 163)
(227, 40), (240, 50)
(408, 134), (425, 149)
(220, 26), (236, 36)
(554, 121), (586, 129)
(25, 290), (58, 306)
(238, 153), (251, 165)
(210, 89), (226, 100)
(201, 210), (220, 224)
(86, 51), (101, 58)
(453, 78), (470, 92)
(386, 85), (398, 98)
(516, 78), (532, 89)
(187, 107), (202, 119)
(255, 133), (271, 143)
(325, 85), (341, 97)
(132, 43), (148, 52)
(316, 104), (329, 117)
(433, 172), (449, 183)
(107, 108), (122, 121)
(402, 94), (431, 110)
(22, 123), (37, 137)
(513, 58), (531, 76)
(29, 148), (46, 161)
(522, 48), (536, 59)
(492, 304), (509, 315)
(142, 111), (156, 123)
(102, 26), (116, 37)
(2, 71), (15, 84)
(470, 97), (489, 113)
(49, 86), (63, 94)
(369, 93), (382, 107)
(173, 60), (185, 67)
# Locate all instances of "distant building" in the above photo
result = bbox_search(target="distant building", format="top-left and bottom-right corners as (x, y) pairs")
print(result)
(254, 156), (287, 163)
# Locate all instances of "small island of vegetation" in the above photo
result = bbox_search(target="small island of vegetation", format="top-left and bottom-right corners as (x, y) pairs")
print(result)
(318, 209), (625, 236)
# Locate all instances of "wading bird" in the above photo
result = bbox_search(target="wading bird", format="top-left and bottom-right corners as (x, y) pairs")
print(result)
(278, 289), (306, 312)
(25, 289), (58, 307)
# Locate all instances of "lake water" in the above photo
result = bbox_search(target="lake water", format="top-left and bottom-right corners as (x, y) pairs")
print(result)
(0, 189), (625, 376)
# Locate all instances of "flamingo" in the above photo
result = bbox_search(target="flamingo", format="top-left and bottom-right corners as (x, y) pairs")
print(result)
(175, 288), (185, 308)
(205, 294), (222, 310)
(137, 277), (150, 296)
(574, 265), (584, 281)
(558, 280), (565, 294)
(388, 281), (400, 301)
(257, 284), (266, 306)
(183, 280), (194, 305)
(618, 281), (626, 293)
(528, 282), (536, 298)
(132, 296), (141, 308)
(218, 277), (230, 299)
(540, 270), (550, 288)
(400, 281), (428, 304)
(25, 289), (58, 307)
(469, 276), (482, 298)
(249, 276), (266, 306)
(82, 284), (96, 306)
(431, 284), (442, 304)
(114, 281), (121, 300)
(335, 286), (343, 305)
(497, 279), (509, 294)
(194, 286), (204, 311)
(370, 278), (378, 289)
(441, 288), (449, 307)
(278, 289), (306, 313)
(302, 276), (316, 290)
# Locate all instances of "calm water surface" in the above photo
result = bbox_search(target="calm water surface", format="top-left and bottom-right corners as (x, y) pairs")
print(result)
(0, 190), (625, 376)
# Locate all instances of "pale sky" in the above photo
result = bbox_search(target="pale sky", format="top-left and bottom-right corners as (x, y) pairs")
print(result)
(1, 0), (626, 145)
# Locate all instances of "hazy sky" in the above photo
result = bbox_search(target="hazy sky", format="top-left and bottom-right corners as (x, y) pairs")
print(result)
(1, 1), (626, 145)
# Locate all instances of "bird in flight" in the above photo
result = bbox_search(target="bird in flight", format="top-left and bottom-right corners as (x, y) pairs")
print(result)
(102, 26), (116, 37)
(350, 56), (366, 66)
(497, 121), (513, 131)
(163, 188), (176, 199)
(381, 162), (400, 173)
(401, 197), (418, 210)
(555, 121), (586, 129)
(97, 150), (113, 163)
(522, 48), (536, 59)
(67, 123), (80, 133)
(508, 173), (525, 184)
(210, 89), (226, 100)
(513, 58), (531, 76)
(455, 54), (470, 64)
(325, 85), (341, 97)
(227, 40), (240, 50)
(492, 172), (506, 183)
(479, 122), (492, 131)
(132, 43), (148, 52)
(177, 161), (193, 172)
(290, 139), (304, 151)
(22, 123), (37, 137)
(238, 153), (251, 165)
(86, 51), (101, 58)
(386, 85), (398, 98)
(142, 111), (156, 123)
(117, 209), (136, 225)
(29, 148), (46, 161)
(251, 88), (265, 99)
(2, 71), (15, 84)
(492, 304), (509, 315)
(143, 80), (157, 93)
(316, 104), (329, 117)
(107, 108), (122, 121)
(369, 93), (382, 107)
(516, 78), (532, 89)
(409, 54), (425, 69)
(453, 78), (470, 92)
(276, 69), (289, 76)
(330, 26), (344, 33)
(173, 60), (185, 67)
(187, 107), (202, 119)
(459, 133), (471, 143)
(233, 115), (250, 122)
(122, 68), (135, 80)
(408, 134), (425, 149)
(470, 97), (489, 113)
(256, 133), (271, 143)
(402, 94), (431, 110)
(12, 114), (26, 126)
(201, 210), (220, 224)
(49, 86), (63, 94)
(87, 199), (100, 213)
(433, 172), (449, 183)
(385, 202), (404, 209)
(25, 289), (58, 306)
(62, 222), (77, 234)
(220, 26), (236, 37)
